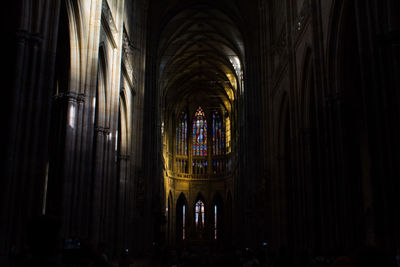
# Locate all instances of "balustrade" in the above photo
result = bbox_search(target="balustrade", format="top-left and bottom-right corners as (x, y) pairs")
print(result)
(172, 155), (231, 178)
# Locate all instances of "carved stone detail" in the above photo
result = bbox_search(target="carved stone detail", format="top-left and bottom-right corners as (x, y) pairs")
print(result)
(53, 91), (86, 103)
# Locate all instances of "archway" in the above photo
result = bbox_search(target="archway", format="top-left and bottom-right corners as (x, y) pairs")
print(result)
(176, 193), (188, 243)
(212, 193), (224, 242)
(193, 193), (206, 240)
(159, 3), (244, 246)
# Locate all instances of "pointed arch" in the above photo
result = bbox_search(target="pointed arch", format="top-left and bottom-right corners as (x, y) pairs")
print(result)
(193, 192), (206, 230)
(327, 0), (348, 93)
(194, 200), (205, 229)
(194, 192), (206, 205)
(64, 0), (84, 94)
(55, 1), (71, 96)
(95, 45), (108, 127)
(212, 192), (224, 240)
(167, 191), (173, 243)
(299, 46), (314, 128)
(176, 193), (188, 241)
(118, 90), (128, 155)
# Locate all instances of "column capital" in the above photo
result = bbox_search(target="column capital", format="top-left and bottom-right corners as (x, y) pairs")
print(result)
(53, 92), (86, 103)
(94, 126), (111, 135)
(118, 154), (131, 161)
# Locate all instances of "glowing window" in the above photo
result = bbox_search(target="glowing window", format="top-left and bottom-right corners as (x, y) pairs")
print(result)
(195, 200), (205, 228)
(193, 107), (207, 156)
(214, 205), (217, 240)
(176, 112), (187, 155)
(212, 112), (225, 155)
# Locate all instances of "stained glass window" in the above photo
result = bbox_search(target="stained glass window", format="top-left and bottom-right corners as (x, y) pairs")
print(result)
(176, 112), (187, 155)
(212, 112), (225, 155)
(193, 107), (207, 156)
(195, 200), (205, 228)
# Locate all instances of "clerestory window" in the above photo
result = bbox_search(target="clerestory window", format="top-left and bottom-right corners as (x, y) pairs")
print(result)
(193, 107), (207, 156)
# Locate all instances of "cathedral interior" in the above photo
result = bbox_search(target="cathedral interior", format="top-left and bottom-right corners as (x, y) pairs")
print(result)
(1, 0), (400, 266)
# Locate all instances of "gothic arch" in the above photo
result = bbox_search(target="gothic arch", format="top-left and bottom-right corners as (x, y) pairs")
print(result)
(119, 83), (133, 152)
(119, 91), (128, 155)
(95, 45), (109, 127)
(327, 0), (367, 249)
(194, 192), (206, 206)
(299, 46), (315, 129)
(176, 193), (188, 242)
(55, 2), (71, 96)
(212, 192), (223, 204)
(64, 0), (84, 94)
(212, 192), (224, 240)
(327, 0), (348, 93)
(167, 191), (173, 243)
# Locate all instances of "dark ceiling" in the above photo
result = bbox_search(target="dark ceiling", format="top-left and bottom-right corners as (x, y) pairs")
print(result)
(155, 2), (246, 115)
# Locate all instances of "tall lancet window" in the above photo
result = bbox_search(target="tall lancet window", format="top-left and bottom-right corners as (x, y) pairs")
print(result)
(176, 112), (187, 155)
(214, 205), (217, 240)
(212, 111), (225, 155)
(182, 204), (186, 240)
(193, 107), (207, 156)
(195, 200), (205, 228)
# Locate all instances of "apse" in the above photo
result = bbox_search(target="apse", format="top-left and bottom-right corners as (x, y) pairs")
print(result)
(158, 4), (244, 244)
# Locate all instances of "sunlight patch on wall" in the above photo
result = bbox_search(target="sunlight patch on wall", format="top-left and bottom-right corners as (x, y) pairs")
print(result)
(229, 56), (241, 78)
(68, 105), (76, 129)
(226, 73), (237, 92)
(225, 116), (231, 154)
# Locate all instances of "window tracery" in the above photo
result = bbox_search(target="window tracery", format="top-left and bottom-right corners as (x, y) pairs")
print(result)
(176, 112), (187, 155)
(212, 111), (225, 156)
(193, 107), (207, 156)
(195, 200), (205, 228)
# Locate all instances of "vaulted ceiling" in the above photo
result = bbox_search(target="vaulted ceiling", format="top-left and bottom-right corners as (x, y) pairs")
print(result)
(156, 3), (245, 115)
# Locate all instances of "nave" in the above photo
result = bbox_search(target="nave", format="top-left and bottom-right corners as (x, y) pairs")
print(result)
(1, 0), (400, 266)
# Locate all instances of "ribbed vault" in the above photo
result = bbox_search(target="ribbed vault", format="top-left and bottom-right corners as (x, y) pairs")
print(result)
(158, 5), (244, 114)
